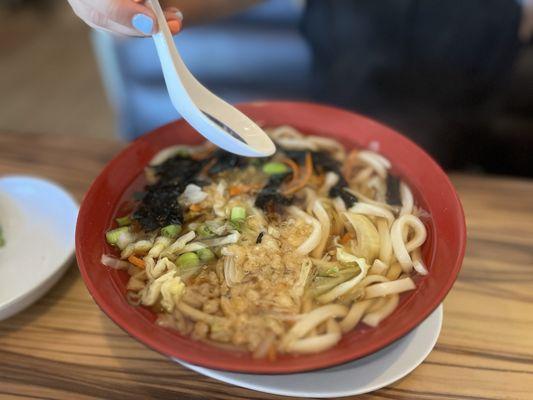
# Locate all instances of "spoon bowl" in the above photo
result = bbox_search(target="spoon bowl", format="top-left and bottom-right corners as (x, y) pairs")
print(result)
(148, 0), (275, 157)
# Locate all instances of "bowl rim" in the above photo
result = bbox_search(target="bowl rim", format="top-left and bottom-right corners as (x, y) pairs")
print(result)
(76, 101), (466, 374)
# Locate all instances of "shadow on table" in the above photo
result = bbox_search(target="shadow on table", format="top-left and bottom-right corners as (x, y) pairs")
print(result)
(101, 311), (299, 400)
(0, 262), (80, 335)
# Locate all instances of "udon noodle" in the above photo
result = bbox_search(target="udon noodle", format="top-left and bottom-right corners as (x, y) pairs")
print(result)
(102, 126), (428, 359)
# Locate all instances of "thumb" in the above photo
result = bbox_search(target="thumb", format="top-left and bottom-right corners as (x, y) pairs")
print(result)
(82, 0), (159, 35)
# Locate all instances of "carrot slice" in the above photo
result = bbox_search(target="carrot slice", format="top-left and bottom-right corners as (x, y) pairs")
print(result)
(340, 232), (354, 245)
(191, 142), (217, 161)
(128, 255), (145, 269)
(229, 184), (262, 197)
(342, 149), (359, 181)
(282, 152), (313, 195)
(229, 186), (242, 196)
(199, 158), (217, 176)
(282, 157), (300, 181)
(189, 204), (203, 212)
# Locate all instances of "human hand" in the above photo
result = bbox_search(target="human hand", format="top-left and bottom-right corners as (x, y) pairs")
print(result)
(67, 0), (182, 37)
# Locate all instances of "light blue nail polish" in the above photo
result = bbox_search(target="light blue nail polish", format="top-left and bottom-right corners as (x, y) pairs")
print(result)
(132, 14), (154, 35)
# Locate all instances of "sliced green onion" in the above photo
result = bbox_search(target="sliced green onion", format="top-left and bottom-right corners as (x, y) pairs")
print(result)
(177, 252), (200, 269)
(161, 224), (182, 239)
(196, 224), (215, 238)
(115, 215), (132, 227)
(197, 248), (216, 263)
(262, 162), (289, 175)
(318, 266), (340, 277)
(106, 226), (130, 246)
(176, 148), (190, 157)
(230, 206), (246, 223)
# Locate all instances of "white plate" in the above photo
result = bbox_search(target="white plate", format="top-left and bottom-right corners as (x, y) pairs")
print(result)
(0, 176), (78, 320)
(177, 305), (443, 398)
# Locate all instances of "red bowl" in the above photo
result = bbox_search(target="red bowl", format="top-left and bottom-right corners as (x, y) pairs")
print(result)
(76, 101), (466, 374)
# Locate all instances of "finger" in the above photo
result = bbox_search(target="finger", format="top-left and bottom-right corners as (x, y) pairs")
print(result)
(79, 0), (158, 35)
(164, 7), (183, 35)
(70, 0), (144, 36)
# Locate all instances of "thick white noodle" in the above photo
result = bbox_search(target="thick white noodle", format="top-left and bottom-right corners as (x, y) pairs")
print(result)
(376, 219), (392, 265)
(344, 188), (399, 212)
(332, 196), (347, 214)
(364, 277), (415, 299)
(362, 294), (399, 327)
(327, 318), (341, 334)
(320, 172), (340, 196)
(303, 188), (318, 214)
(308, 135), (346, 161)
(253, 333), (275, 359)
(400, 182), (414, 216)
(390, 214), (427, 272)
(286, 332), (342, 354)
(367, 176), (387, 202)
(289, 206), (322, 255)
(268, 125), (304, 140)
(340, 299), (374, 333)
(311, 200), (331, 258)
(354, 274), (390, 291)
(353, 166), (374, 183)
(268, 126), (316, 151)
(366, 296), (387, 313)
(349, 202), (395, 225)
(369, 259), (389, 275)
(357, 151), (391, 178)
(281, 304), (348, 349)
(411, 247), (429, 275)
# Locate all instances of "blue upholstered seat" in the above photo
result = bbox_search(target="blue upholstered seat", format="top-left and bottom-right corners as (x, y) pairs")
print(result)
(91, 0), (312, 140)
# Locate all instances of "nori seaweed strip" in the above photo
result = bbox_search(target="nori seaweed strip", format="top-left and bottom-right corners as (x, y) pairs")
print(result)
(133, 154), (209, 230)
(386, 174), (402, 206)
(282, 149), (307, 164)
(154, 154), (208, 184)
(330, 182), (357, 208)
(133, 182), (184, 231)
(208, 149), (249, 175)
(310, 151), (358, 208)
(255, 172), (293, 212)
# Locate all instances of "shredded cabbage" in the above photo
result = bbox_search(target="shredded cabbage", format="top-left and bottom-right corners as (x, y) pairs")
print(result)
(160, 275), (186, 312)
(181, 184), (208, 205)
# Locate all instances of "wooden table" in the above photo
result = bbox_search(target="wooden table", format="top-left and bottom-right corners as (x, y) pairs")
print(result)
(1, 131), (532, 400)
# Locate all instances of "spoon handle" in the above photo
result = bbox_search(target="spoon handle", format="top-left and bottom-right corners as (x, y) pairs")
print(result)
(146, 0), (275, 157)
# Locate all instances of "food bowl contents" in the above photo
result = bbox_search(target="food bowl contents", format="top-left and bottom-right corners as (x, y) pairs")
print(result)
(101, 126), (429, 359)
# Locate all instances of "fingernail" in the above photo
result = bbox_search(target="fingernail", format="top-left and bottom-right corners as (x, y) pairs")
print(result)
(132, 14), (154, 35)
